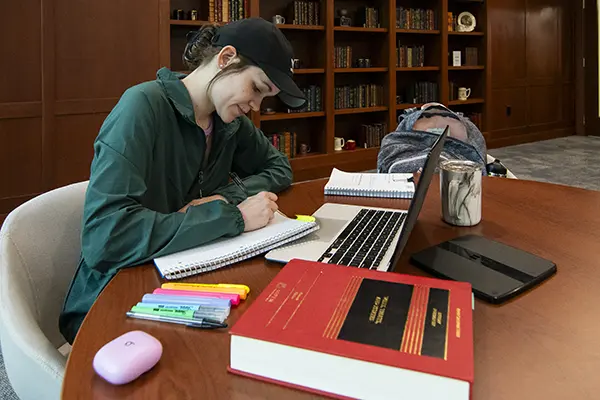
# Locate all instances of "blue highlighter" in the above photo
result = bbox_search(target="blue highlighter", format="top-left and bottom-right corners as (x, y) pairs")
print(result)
(141, 293), (231, 308)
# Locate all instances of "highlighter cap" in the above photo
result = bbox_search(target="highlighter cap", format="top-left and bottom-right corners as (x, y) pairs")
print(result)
(93, 330), (163, 385)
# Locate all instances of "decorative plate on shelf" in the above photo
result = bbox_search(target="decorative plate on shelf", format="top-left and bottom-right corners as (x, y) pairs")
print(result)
(457, 12), (476, 32)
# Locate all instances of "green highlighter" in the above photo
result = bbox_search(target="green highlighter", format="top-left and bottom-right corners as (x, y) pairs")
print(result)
(130, 306), (225, 322)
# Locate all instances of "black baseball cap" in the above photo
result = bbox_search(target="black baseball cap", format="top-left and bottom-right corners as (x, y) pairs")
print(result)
(207, 18), (306, 109)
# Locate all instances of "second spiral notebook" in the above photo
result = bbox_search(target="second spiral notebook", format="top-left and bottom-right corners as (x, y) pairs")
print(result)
(153, 212), (319, 280)
(324, 168), (415, 199)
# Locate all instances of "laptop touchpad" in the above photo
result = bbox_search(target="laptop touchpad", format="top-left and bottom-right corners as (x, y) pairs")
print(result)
(313, 217), (348, 243)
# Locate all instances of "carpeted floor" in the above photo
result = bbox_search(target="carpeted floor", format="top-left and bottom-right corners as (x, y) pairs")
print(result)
(0, 352), (17, 400)
(0, 135), (597, 400)
(489, 135), (600, 191)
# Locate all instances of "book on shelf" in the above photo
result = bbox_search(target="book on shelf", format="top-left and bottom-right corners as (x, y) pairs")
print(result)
(357, 6), (381, 28)
(334, 46), (353, 68)
(228, 259), (474, 399)
(397, 43), (425, 68)
(287, 0), (320, 26)
(449, 48), (479, 67)
(360, 122), (388, 148)
(448, 12), (458, 32)
(153, 214), (319, 280)
(396, 7), (437, 30)
(465, 47), (479, 66)
(267, 131), (298, 159)
(208, 0), (248, 23)
(334, 84), (384, 109)
(324, 168), (414, 198)
(449, 81), (458, 101)
(403, 81), (439, 104)
(287, 85), (322, 113)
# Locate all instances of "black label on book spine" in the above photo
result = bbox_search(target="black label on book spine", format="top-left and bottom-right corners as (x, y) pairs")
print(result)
(421, 288), (450, 359)
(337, 279), (413, 350)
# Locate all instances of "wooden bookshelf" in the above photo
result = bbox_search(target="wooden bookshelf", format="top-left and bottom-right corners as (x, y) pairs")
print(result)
(396, 67), (440, 72)
(334, 67), (388, 73)
(293, 68), (325, 74)
(275, 24), (325, 30)
(449, 31), (484, 36)
(396, 103), (426, 110)
(160, 0), (488, 181)
(448, 98), (485, 106)
(334, 106), (388, 115)
(260, 111), (326, 121)
(449, 65), (485, 70)
(333, 26), (388, 33)
(396, 29), (440, 35)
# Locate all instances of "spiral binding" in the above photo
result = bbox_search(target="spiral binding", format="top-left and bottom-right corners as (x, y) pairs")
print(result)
(163, 223), (320, 280)
(324, 186), (413, 199)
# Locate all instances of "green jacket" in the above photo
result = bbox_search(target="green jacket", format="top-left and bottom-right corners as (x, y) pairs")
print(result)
(59, 68), (292, 343)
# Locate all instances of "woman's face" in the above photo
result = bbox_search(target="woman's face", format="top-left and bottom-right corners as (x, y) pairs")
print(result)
(210, 64), (280, 123)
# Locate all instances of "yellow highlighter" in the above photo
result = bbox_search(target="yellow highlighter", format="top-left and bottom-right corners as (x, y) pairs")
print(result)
(161, 283), (250, 299)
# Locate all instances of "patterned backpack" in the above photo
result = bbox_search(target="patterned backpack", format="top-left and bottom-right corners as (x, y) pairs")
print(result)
(377, 103), (487, 174)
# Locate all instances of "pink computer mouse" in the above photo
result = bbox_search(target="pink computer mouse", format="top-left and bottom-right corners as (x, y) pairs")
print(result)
(93, 330), (163, 385)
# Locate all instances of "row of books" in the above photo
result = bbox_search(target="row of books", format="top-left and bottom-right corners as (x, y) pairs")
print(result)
(288, 0), (320, 26)
(334, 84), (385, 109)
(287, 86), (322, 113)
(208, 0), (248, 23)
(396, 8), (437, 30)
(359, 122), (389, 148)
(396, 45), (426, 68)
(402, 82), (439, 104)
(463, 47), (479, 66)
(334, 46), (353, 68)
(266, 131), (298, 159)
(357, 7), (381, 28)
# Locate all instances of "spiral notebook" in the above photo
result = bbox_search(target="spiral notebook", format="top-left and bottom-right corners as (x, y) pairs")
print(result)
(153, 212), (319, 280)
(324, 168), (415, 198)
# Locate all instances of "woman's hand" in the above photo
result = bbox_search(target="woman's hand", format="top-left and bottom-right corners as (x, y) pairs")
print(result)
(178, 195), (228, 213)
(237, 191), (279, 232)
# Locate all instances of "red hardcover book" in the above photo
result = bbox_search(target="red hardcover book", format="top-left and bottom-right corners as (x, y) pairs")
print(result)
(229, 259), (474, 399)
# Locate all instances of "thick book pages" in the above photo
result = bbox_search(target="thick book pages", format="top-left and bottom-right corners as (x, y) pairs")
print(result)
(324, 168), (415, 198)
(229, 259), (473, 400)
(153, 213), (319, 280)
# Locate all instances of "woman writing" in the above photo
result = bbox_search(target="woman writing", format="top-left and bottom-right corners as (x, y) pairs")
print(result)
(59, 18), (306, 343)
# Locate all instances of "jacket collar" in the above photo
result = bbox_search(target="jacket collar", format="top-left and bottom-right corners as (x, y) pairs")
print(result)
(156, 67), (240, 138)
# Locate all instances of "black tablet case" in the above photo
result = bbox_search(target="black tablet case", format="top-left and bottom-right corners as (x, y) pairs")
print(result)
(410, 235), (557, 304)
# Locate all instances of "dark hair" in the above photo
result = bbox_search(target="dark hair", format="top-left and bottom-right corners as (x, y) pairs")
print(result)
(183, 24), (253, 91)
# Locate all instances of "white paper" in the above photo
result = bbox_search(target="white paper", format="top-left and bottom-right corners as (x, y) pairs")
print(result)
(325, 168), (414, 193)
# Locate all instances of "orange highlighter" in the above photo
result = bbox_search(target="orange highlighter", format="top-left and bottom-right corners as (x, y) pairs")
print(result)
(161, 283), (250, 300)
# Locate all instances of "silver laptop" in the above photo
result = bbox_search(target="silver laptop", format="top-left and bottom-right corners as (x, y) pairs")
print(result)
(265, 125), (449, 272)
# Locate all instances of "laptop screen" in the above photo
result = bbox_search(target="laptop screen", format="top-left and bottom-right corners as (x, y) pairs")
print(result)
(388, 125), (449, 272)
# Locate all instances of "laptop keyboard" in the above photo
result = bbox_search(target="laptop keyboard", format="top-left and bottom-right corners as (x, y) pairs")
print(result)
(317, 209), (407, 269)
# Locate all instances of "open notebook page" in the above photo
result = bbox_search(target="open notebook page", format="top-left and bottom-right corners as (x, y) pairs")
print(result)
(154, 212), (314, 274)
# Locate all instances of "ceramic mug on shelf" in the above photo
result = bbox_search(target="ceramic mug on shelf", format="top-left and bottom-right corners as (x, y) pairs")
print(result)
(299, 143), (311, 155)
(458, 87), (471, 101)
(334, 137), (345, 151)
(344, 140), (356, 150)
(272, 15), (285, 24)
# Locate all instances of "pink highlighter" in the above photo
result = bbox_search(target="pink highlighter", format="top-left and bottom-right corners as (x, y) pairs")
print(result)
(153, 288), (241, 305)
(93, 330), (163, 385)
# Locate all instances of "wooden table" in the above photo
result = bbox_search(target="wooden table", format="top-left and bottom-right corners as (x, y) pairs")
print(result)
(62, 177), (600, 400)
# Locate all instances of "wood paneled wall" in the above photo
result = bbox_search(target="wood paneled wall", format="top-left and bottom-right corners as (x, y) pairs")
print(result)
(0, 0), (162, 219)
(486, 0), (577, 148)
(0, 0), (579, 219)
